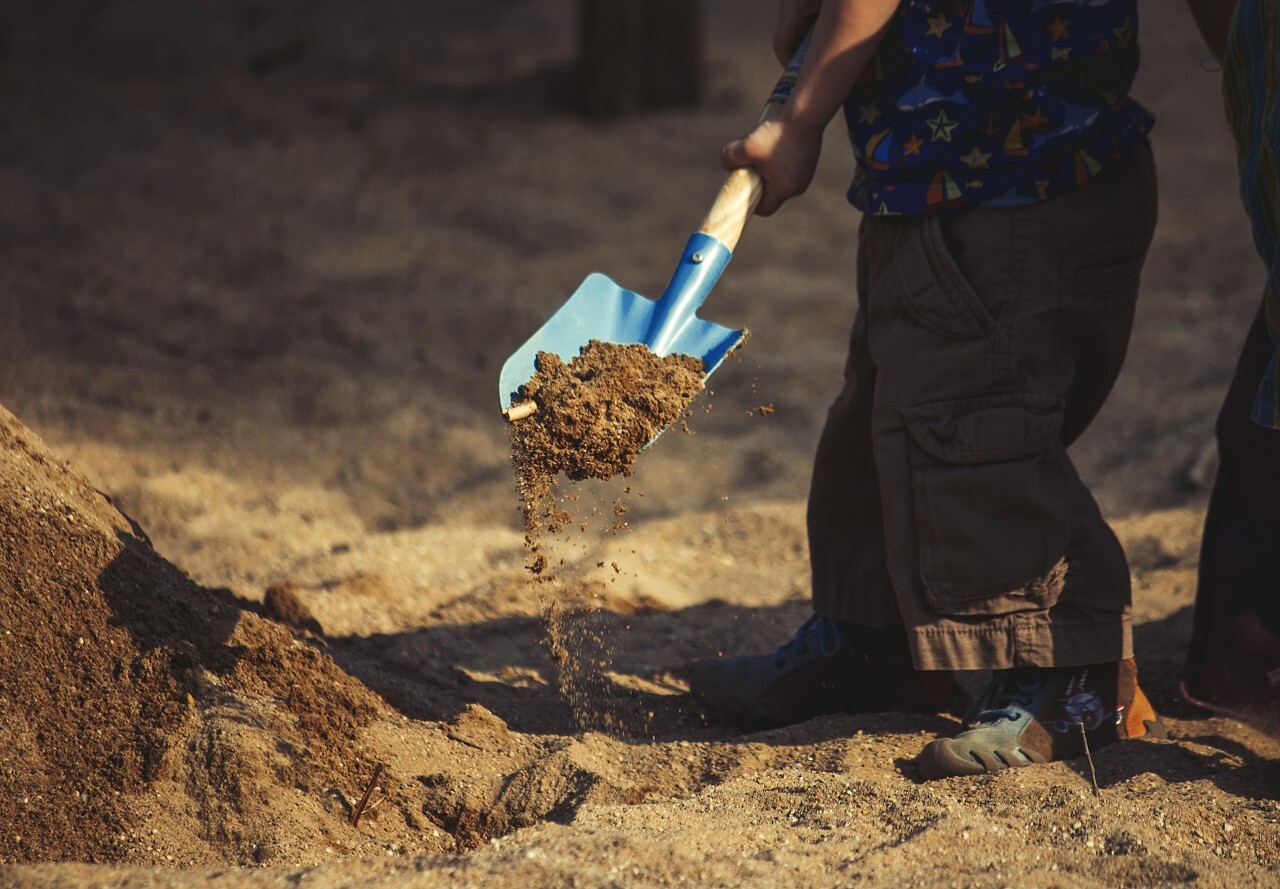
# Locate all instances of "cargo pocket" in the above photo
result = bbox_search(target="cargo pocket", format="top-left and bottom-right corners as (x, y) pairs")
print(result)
(894, 215), (995, 340)
(902, 393), (1071, 615)
(1067, 236), (1150, 304)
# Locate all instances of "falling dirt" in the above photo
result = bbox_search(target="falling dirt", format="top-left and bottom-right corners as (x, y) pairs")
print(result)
(508, 341), (706, 731)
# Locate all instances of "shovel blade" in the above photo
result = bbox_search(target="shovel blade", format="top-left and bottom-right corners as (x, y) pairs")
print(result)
(499, 271), (745, 411)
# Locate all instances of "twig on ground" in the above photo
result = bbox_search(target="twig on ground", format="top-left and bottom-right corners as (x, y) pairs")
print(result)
(1079, 723), (1101, 796)
(351, 763), (384, 827)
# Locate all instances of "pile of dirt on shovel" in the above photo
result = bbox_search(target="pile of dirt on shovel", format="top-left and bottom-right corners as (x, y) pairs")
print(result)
(509, 340), (706, 488)
(508, 340), (705, 550)
(0, 404), (389, 866)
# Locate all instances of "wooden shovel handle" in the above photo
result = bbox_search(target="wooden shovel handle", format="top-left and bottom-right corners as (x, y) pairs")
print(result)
(697, 167), (765, 252)
(505, 400), (537, 421)
(696, 30), (812, 252)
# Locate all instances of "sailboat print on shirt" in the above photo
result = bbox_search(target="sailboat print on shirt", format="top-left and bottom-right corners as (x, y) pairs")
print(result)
(965, 0), (995, 34)
(1074, 149), (1102, 185)
(993, 23), (1025, 71)
(1004, 119), (1029, 156)
(925, 170), (966, 209)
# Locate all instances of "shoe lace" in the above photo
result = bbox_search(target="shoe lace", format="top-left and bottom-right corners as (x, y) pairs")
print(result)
(969, 668), (1044, 725)
(771, 614), (845, 669)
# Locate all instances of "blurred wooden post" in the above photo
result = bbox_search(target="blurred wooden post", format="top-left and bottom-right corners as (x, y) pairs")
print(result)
(639, 0), (703, 109)
(577, 0), (703, 117)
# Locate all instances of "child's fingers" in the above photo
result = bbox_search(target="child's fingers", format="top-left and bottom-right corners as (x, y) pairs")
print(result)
(755, 187), (783, 217)
(721, 137), (778, 215)
(720, 137), (754, 171)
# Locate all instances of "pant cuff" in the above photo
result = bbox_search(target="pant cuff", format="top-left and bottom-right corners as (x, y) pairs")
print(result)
(908, 613), (1133, 671)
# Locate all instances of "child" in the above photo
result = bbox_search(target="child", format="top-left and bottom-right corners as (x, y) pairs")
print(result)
(691, 0), (1167, 778)
(1179, 0), (1280, 721)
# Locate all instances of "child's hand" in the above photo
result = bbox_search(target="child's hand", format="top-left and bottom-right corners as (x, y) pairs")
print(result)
(723, 0), (896, 217)
(721, 118), (824, 217)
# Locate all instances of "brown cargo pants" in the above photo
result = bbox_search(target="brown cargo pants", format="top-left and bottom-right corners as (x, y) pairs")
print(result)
(808, 144), (1158, 672)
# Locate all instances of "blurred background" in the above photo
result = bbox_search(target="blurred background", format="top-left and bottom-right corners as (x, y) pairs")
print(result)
(0, 0), (1259, 600)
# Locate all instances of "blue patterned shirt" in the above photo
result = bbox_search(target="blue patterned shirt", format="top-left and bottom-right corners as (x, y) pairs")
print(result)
(844, 0), (1154, 216)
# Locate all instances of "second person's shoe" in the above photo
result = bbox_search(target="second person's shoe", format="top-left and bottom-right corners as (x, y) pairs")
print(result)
(690, 614), (957, 727)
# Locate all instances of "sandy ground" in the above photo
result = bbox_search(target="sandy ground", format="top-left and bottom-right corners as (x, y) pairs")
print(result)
(1, 0), (1277, 885)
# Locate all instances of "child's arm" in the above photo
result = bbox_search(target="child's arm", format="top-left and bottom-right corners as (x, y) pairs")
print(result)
(1185, 0), (1237, 61)
(722, 0), (900, 216)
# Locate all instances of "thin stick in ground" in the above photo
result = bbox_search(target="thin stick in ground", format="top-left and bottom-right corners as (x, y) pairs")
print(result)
(350, 763), (384, 827)
(1078, 723), (1101, 796)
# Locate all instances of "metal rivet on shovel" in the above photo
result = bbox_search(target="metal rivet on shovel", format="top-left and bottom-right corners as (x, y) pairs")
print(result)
(499, 31), (815, 428)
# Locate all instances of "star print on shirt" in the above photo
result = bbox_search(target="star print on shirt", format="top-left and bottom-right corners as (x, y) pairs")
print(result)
(927, 109), (958, 142)
(1114, 18), (1134, 47)
(859, 102), (882, 124)
(902, 133), (925, 156)
(1046, 17), (1070, 42)
(926, 14), (953, 38)
(961, 146), (991, 169)
(1021, 108), (1050, 131)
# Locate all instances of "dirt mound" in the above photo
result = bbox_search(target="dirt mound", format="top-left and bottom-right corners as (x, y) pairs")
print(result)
(0, 405), (385, 865)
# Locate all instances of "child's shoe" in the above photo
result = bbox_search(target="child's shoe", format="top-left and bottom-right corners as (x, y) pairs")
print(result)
(914, 657), (1166, 779)
(690, 615), (957, 726)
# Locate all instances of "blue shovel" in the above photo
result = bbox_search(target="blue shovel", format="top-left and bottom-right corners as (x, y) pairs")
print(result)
(499, 34), (812, 423)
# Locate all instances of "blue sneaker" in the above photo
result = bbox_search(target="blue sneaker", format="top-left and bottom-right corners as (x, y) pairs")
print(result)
(914, 658), (1166, 779)
(690, 615), (957, 726)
